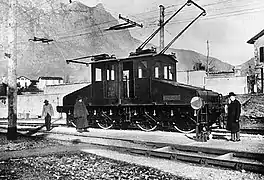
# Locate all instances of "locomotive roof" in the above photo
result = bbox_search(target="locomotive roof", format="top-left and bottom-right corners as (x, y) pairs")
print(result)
(89, 53), (177, 64)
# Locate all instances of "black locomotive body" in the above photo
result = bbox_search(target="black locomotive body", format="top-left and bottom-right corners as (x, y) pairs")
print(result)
(57, 52), (222, 133)
(57, 0), (222, 133)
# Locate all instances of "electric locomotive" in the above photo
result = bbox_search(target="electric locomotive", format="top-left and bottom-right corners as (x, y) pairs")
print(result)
(57, 0), (223, 133)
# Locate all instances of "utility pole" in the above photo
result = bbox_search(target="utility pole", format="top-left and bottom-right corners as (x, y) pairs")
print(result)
(6, 0), (18, 140)
(159, 5), (165, 51)
(206, 40), (209, 76)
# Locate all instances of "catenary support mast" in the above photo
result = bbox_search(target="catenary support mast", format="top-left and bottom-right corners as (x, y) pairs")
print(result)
(159, 5), (165, 51)
(6, 0), (18, 140)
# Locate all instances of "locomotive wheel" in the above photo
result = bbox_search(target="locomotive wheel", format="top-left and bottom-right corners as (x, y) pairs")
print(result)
(96, 113), (114, 130)
(173, 114), (196, 133)
(136, 113), (158, 132)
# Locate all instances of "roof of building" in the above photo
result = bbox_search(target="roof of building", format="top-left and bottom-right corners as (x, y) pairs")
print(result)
(38, 76), (63, 80)
(17, 76), (31, 80)
(247, 29), (264, 44)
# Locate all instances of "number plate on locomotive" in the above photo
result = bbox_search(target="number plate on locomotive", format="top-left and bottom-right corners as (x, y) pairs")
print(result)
(163, 95), (180, 101)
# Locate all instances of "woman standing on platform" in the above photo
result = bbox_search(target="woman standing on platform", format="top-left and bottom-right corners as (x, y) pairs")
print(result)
(74, 96), (89, 132)
(226, 92), (241, 142)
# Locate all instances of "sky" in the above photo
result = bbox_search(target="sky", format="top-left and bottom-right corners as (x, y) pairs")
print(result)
(77, 0), (264, 66)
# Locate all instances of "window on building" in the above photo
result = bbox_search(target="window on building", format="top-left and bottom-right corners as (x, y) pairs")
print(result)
(95, 68), (102, 81)
(260, 47), (264, 63)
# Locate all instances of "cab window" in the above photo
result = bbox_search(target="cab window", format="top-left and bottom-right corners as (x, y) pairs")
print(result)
(154, 67), (159, 78)
(163, 64), (174, 80)
(138, 61), (148, 78)
(106, 65), (115, 80)
(95, 68), (102, 81)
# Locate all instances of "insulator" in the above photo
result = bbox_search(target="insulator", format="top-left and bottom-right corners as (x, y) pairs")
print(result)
(109, 109), (113, 116)
(153, 109), (156, 116)
(170, 110), (174, 116)
(134, 110), (137, 116)
(94, 110), (97, 115)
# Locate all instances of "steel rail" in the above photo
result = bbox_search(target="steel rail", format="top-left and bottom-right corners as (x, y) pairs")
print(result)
(85, 139), (264, 174)
(0, 120), (263, 135)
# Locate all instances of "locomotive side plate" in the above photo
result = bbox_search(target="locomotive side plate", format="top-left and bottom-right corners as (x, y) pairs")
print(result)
(163, 95), (180, 101)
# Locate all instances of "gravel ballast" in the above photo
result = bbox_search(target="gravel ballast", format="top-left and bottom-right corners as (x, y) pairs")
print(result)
(0, 133), (264, 180)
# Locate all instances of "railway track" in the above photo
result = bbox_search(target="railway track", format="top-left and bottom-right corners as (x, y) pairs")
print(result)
(1, 123), (263, 174)
(98, 141), (264, 174)
(33, 132), (264, 174)
(0, 119), (263, 135)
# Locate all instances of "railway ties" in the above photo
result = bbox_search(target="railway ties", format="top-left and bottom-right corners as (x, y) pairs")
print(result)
(0, 122), (263, 174)
(35, 128), (263, 174)
(96, 142), (264, 174)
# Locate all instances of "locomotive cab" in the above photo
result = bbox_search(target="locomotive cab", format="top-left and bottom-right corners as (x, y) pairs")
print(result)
(90, 51), (178, 106)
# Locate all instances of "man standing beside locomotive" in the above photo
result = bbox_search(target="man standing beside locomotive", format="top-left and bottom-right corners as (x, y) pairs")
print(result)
(42, 100), (54, 131)
(226, 92), (241, 142)
(74, 96), (89, 132)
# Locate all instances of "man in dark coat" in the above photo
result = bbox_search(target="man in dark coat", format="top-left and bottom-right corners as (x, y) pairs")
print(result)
(74, 96), (89, 132)
(226, 92), (241, 141)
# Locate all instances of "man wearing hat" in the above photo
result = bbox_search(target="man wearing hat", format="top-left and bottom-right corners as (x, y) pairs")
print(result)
(42, 100), (54, 131)
(226, 92), (241, 141)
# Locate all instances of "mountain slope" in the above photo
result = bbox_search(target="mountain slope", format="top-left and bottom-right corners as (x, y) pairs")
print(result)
(167, 48), (233, 72)
(0, 0), (233, 82)
(239, 58), (255, 76)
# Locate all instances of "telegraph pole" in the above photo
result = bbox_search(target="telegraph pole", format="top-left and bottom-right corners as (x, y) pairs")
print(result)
(159, 5), (165, 51)
(206, 40), (209, 76)
(6, 0), (18, 140)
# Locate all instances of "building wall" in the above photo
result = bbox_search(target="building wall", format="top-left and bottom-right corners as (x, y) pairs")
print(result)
(254, 35), (264, 65)
(205, 76), (248, 95)
(0, 94), (65, 119)
(177, 70), (206, 87)
(0, 83), (91, 119)
(37, 79), (64, 90)
(17, 77), (31, 88)
(17, 93), (65, 119)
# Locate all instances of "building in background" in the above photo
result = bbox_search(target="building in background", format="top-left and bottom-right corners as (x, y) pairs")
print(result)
(247, 28), (264, 93)
(17, 76), (31, 88)
(37, 76), (63, 90)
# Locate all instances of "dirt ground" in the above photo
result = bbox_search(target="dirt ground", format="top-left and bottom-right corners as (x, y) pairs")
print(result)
(0, 133), (190, 180)
(238, 94), (264, 118)
(222, 94), (264, 129)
